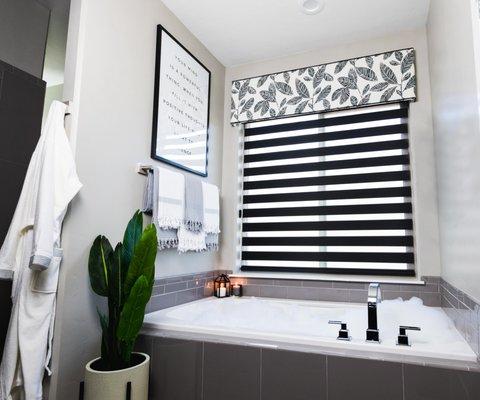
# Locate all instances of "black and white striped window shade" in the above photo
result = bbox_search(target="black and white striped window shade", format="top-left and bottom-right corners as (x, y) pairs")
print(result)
(240, 102), (415, 276)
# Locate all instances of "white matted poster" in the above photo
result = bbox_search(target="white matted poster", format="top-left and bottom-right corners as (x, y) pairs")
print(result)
(151, 25), (211, 176)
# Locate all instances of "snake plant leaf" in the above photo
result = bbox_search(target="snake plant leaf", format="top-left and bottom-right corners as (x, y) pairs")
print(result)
(123, 224), (157, 297)
(88, 235), (113, 297)
(121, 210), (143, 273)
(117, 275), (151, 343)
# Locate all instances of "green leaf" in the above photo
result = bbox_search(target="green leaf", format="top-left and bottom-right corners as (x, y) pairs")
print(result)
(121, 211), (143, 275)
(123, 224), (157, 297)
(88, 236), (113, 296)
(110, 243), (123, 306)
(120, 340), (135, 365)
(117, 275), (152, 343)
(97, 309), (109, 363)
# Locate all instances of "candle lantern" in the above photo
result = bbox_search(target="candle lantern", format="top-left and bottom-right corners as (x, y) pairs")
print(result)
(213, 274), (231, 298)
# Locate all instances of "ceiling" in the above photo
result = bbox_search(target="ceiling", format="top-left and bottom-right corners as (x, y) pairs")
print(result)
(161, 0), (431, 67)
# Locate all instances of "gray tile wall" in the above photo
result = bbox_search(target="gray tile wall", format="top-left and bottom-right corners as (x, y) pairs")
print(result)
(440, 279), (480, 358)
(146, 270), (231, 313)
(136, 336), (480, 400)
(229, 276), (442, 306)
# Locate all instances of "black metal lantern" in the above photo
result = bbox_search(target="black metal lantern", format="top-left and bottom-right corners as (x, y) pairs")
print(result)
(214, 274), (231, 298)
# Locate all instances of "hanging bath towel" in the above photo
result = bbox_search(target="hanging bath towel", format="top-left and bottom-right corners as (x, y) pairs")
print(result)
(203, 182), (220, 251)
(151, 167), (184, 249)
(154, 167), (185, 229)
(178, 175), (206, 252)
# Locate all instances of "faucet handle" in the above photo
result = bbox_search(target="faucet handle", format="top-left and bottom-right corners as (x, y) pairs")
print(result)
(397, 325), (421, 346)
(328, 320), (351, 341)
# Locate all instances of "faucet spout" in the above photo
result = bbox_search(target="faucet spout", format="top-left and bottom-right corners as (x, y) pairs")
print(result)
(366, 283), (381, 342)
(367, 282), (381, 304)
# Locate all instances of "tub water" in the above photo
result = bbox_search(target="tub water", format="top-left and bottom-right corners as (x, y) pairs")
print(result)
(143, 296), (477, 363)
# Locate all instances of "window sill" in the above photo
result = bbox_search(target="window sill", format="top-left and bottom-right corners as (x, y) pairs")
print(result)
(229, 271), (425, 286)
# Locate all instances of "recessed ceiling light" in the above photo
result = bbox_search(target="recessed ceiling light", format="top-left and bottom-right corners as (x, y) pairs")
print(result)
(298, 0), (326, 15)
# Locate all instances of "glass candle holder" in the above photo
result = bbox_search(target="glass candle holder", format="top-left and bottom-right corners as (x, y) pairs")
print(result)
(232, 283), (242, 297)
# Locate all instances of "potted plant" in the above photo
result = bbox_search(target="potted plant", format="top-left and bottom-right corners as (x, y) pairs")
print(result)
(84, 211), (157, 400)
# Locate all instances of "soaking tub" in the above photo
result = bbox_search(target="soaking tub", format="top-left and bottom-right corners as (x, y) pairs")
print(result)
(142, 296), (477, 365)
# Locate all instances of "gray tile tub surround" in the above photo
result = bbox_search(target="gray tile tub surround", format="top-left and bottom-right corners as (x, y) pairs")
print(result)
(146, 269), (232, 313)
(230, 276), (442, 306)
(441, 279), (480, 358)
(136, 336), (480, 400)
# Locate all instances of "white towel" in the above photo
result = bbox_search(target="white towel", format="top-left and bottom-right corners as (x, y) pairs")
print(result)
(178, 176), (206, 252)
(154, 167), (185, 229)
(203, 182), (220, 234)
(177, 225), (206, 253)
(150, 167), (180, 249)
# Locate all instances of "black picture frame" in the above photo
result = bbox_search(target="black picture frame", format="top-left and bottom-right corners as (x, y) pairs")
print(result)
(151, 25), (211, 177)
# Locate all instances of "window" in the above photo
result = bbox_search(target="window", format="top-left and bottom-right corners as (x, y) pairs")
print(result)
(239, 102), (415, 276)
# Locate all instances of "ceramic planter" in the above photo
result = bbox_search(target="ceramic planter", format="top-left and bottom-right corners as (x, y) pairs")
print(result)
(84, 352), (149, 400)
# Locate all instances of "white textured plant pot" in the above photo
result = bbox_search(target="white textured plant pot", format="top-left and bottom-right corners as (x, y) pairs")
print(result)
(84, 352), (150, 400)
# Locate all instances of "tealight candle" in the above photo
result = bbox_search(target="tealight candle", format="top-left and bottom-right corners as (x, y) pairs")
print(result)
(232, 284), (242, 297)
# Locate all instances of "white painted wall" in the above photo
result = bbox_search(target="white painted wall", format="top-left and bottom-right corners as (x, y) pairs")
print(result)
(49, 0), (225, 398)
(0, 0), (50, 78)
(221, 28), (442, 279)
(427, 0), (480, 302)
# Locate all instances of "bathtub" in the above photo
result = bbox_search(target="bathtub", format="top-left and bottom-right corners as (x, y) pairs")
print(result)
(142, 296), (477, 365)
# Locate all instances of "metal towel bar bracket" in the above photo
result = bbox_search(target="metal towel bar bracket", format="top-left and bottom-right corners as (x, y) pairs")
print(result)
(136, 163), (152, 176)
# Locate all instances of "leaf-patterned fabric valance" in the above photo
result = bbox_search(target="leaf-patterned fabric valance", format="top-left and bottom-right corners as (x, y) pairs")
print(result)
(230, 48), (416, 124)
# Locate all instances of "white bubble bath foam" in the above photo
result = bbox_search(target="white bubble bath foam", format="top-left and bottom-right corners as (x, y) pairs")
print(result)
(143, 296), (477, 364)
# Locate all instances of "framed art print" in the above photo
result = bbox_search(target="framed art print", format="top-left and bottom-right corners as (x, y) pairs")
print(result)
(151, 25), (211, 176)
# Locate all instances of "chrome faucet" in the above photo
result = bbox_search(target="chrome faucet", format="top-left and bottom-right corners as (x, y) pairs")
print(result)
(366, 283), (381, 342)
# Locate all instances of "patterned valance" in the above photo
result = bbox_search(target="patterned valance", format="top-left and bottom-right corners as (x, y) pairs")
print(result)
(230, 48), (416, 124)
